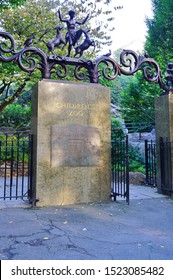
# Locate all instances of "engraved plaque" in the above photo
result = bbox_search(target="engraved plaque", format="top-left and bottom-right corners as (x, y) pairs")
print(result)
(51, 125), (101, 167)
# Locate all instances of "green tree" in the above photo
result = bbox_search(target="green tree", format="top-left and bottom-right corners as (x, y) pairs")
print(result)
(0, 0), (26, 9)
(145, 0), (173, 70)
(119, 72), (161, 126)
(0, 103), (31, 129)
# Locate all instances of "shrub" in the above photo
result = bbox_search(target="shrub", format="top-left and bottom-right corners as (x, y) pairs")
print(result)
(128, 144), (145, 173)
(0, 103), (31, 130)
(111, 117), (126, 141)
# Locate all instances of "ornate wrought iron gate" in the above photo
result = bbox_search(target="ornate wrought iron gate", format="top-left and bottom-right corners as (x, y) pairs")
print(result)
(0, 133), (33, 202)
(111, 135), (129, 204)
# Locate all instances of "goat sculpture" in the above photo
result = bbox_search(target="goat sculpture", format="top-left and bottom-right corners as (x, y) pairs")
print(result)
(43, 26), (66, 54)
(74, 30), (95, 57)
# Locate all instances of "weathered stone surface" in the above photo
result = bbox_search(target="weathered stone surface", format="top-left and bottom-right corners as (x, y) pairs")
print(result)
(51, 125), (100, 167)
(31, 80), (111, 206)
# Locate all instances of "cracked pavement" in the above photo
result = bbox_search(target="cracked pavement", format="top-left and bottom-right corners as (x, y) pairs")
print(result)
(0, 186), (173, 260)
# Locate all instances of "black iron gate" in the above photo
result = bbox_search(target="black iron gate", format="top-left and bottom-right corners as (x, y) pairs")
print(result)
(0, 133), (33, 201)
(145, 137), (173, 195)
(145, 139), (157, 186)
(111, 135), (129, 204)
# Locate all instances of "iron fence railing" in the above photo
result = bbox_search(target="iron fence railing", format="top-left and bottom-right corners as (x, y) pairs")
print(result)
(111, 135), (129, 204)
(0, 132), (33, 200)
(145, 139), (157, 186)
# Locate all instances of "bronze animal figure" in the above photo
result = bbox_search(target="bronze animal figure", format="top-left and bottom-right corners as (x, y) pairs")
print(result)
(74, 30), (95, 57)
(43, 26), (66, 54)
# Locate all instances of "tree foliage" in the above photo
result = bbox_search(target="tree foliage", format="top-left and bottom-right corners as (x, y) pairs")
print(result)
(0, 103), (31, 129)
(119, 73), (161, 125)
(0, 0), (26, 9)
(145, 0), (173, 70)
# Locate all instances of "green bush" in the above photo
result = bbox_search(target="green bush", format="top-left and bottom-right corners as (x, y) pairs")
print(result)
(111, 117), (126, 141)
(0, 103), (31, 130)
(128, 144), (145, 173)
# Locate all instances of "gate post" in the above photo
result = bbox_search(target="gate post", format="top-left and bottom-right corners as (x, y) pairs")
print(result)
(31, 80), (111, 206)
(155, 94), (173, 195)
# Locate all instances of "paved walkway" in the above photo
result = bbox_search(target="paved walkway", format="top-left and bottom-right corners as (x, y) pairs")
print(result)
(0, 185), (173, 260)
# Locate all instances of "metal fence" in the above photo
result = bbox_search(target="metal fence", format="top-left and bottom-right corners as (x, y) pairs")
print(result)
(145, 139), (157, 186)
(125, 123), (154, 133)
(0, 133), (33, 201)
(111, 135), (129, 204)
(145, 137), (173, 194)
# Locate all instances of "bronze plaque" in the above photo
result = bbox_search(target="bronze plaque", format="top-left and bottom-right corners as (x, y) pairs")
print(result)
(51, 125), (101, 167)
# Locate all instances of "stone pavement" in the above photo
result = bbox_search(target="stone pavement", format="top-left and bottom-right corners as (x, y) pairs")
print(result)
(0, 185), (173, 260)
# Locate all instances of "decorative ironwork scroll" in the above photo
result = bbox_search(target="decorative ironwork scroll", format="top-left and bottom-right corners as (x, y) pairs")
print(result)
(0, 31), (171, 93)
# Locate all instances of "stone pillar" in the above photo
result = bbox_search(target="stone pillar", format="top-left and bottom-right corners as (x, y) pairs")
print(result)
(31, 80), (111, 206)
(155, 94), (173, 193)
